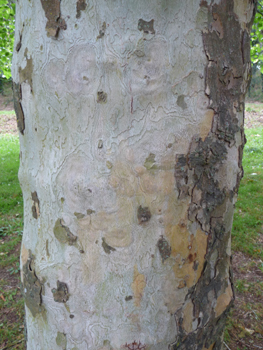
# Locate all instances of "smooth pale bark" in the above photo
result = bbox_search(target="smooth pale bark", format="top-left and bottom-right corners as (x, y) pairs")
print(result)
(12, 0), (255, 349)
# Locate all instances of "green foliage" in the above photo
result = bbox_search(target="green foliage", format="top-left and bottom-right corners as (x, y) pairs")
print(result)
(251, 1), (263, 72)
(0, 0), (15, 79)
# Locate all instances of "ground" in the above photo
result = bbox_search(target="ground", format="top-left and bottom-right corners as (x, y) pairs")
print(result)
(0, 93), (262, 350)
(0, 94), (17, 136)
(228, 252), (263, 349)
(245, 102), (263, 129)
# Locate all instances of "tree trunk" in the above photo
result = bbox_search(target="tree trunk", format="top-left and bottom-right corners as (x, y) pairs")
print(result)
(12, 1), (256, 349)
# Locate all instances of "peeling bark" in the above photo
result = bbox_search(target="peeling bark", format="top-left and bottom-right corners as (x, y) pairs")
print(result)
(18, 54), (33, 90)
(40, 0), (67, 38)
(102, 237), (116, 254)
(12, 82), (25, 134)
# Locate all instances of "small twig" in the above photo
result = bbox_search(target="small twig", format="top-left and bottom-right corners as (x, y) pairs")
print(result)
(0, 338), (23, 350)
(223, 341), (232, 350)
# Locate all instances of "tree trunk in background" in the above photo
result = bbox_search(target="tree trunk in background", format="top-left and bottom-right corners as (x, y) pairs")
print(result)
(12, 1), (256, 349)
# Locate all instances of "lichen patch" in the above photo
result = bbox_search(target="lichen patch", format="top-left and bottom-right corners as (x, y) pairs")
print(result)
(56, 331), (67, 349)
(53, 218), (77, 245)
(74, 212), (85, 219)
(144, 153), (157, 170)
(177, 95), (187, 110)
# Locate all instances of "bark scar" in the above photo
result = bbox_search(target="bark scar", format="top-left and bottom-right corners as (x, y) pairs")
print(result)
(76, 0), (87, 18)
(52, 281), (69, 303)
(12, 82), (25, 135)
(22, 252), (43, 317)
(31, 191), (40, 219)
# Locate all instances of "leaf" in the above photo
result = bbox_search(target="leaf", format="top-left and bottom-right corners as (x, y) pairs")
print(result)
(245, 328), (255, 335)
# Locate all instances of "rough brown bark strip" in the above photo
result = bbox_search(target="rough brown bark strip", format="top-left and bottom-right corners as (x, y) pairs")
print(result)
(172, 1), (256, 349)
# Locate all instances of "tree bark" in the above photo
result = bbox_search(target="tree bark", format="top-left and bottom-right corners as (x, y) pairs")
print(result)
(12, 0), (256, 349)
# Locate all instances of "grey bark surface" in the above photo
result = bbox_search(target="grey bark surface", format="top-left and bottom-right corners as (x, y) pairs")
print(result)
(12, 0), (256, 349)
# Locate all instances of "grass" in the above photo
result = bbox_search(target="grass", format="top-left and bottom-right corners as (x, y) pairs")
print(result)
(245, 102), (263, 114)
(232, 127), (263, 260)
(0, 110), (15, 116)
(0, 281), (25, 350)
(224, 125), (263, 349)
(0, 134), (23, 268)
(0, 133), (24, 350)
(0, 109), (262, 349)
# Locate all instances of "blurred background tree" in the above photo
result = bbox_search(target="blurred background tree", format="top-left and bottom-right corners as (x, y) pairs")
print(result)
(249, 0), (263, 100)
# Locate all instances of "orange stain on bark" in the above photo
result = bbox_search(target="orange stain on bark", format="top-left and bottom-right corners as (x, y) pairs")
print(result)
(131, 265), (146, 307)
(215, 283), (233, 317)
